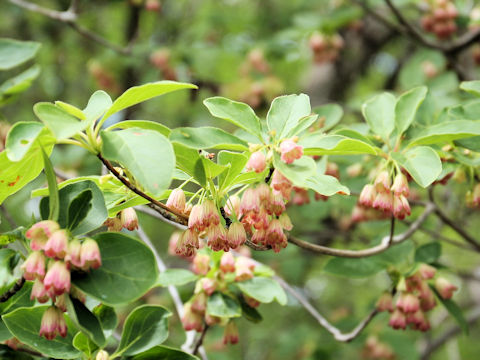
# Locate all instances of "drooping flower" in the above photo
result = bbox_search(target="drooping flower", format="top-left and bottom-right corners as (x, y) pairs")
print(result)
(227, 222), (247, 249)
(44, 230), (69, 259)
(207, 224), (228, 252)
(26, 220), (60, 251)
(181, 304), (203, 332)
(358, 184), (377, 207)
(166, 188), (186, 214)
(418, 264), (437, 280)
(80, 238), (102, 270)
(393, 195), (411, 220)
(55, 293), (68, 312)
(220, 252), (236, 273)
(192, 253), (210, 275)
(240, 188), (261, 214)
(265, 219), (288, 253)
(270, 170), (293, 200)
(120, 208), (139, 231)
(374, 170), (391, 193)
(30, 278), (50, 303)
(43, 261), (71, 296)
(225, 195), (241, 218)
(235, 257), (256, 281)
(388, 309), (406, 330)
(396, 293), (420, 313)
(376, 292), (394, 312)
(278, 213), (293, 231)
(65, 238), (83, 268)
(223, 321), (239, 345)
(372, 192), (393, 213)
(435, 277), (458, 300)
(175, 231), (197, 258)
(246, 151), (267, 173)
(203, 200), (220, 227)
(201, 278), (217, 295)
(188, 204), (205, 232)
(21, 251), (46, 280)
(391, 173), (410, 197)
(39, 306), (67, 340)
(191, 292), (207, 314)
(279, 138), (303, 164)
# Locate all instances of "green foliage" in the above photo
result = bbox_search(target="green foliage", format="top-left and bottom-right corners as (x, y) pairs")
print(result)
(236, 277), (287, 305)
(157, 269), (198, 287)
(207, 292), (242, 318)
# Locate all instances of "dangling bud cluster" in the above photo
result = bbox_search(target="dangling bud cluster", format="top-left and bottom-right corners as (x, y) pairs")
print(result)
(421, 0), (458, 39)
(23, 220), (99, 340)
(376, 264), (458, 332)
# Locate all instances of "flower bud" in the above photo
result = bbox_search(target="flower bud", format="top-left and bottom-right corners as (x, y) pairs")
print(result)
(191, 292), (207, 314)
(435, 277), (458, 299)
(396, 293), (420, 313)
(220, 252), (236, 273)
(207, 224), (228, 252)
(235, 257), (256, 281)
(65, 238), (83, 268)
(246, 151), (267, 173)
(26, 220), (60, 251)
(80, 238), (102, 270)
(21, 251), (46, 280)
(96, 350), (110, 360)
(374, 171), (391, 193)
(120, 208), (138, 231)
(359, 184), (376, 207)
(279, 138), (303, 164)
(192, 253), (210, 275)
(223, 321), (239, 345)
(55, 293), (68, 312)
(201, 278), (217, 296)
(43, 261), (71, 296)
(418, 264), (437, 280)
(166, 188), (186, 214)
(376, 292), (394, 312)
(225, 195), (241, 218)
(388, 309), (406, 330)
(181, 303), (203, 332)
(227, 222), (247, 249)
(278, 213), (293, 231)
(31, 278), (50, 303)
(39, 306), (67, 340)
(188, 204), (205, 232)
(372, 192), (393, 213)
(391, 173), (410, 197)
(44, 230), (69, 259)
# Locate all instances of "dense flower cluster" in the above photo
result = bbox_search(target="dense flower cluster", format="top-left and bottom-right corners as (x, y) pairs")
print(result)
(309, 32), (344, 64)
(376, 264), (458, 332)
(353, 171), (411, 222)
(22, 220), (101, 340)
(421, 0), (458, 39)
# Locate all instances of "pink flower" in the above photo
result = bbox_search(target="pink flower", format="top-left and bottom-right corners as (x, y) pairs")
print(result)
(188, 204), (205, 232)
(120, 208), (138, 231)
(270, 170), (292, 200)
(80, 238), (102, 270)
(374, 170), (391, 193)
(191, 292), (207, 314)
(207, 224), (228, 252)
(205, 313), (221, 326)
(279, 138), (303, 164)
(223, 321), (239, 345)
(26, 220), (60, 251)
(372, 192), (393, 213)
(246, 151), (267, 173)
(418, 264), (436, 280)
(250, 229), (266, 245)
(175, 231), (197, 258)
(396, 293), (420, 313)
(43, 261), (71, 296)
(391, 173), (410, 197)
(227, 222), (247, 249)
(393, 195), (411, 220)
(406, 310), (430, 331)
(388, 309), (406, 330)
(268, 192), (286, 216)
(240, 188), (261, 214)
(225, 195), (241, 218)
(183, 228), (199, 249)
(65, 239), (83, 268)
(220, 252), (236, 273)
(203, 200), (220, 227)
(235, 257), (256, 281)
(192, 253), (210, 275)
(104, 216), (122, 232)
(359, 184), (377, 207)
(166, 188), (186, 214)
(435, 277), (458, 300)
(201, 278), (217, 295)
(279, 213), (293, 231)
(291, 187), (310, 206)
(44, 230), (69, 259)
(181, 304), (203, 332)
(376, 292), (394, 312)
(39, 306), (67, 340)
(21, 251), (46, 280)
(265, 219), (288, 253)
(55, 294), (68, 312)
(31, 278), (50, 303)
(419, 283), (436, 312)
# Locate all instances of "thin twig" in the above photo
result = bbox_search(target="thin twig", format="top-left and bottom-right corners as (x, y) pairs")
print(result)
(193, 325), (209, 355)
(0, 277), (26, 303)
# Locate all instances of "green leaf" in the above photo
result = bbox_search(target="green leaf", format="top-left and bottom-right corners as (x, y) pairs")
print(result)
(267, 94), (311, 139)
(0, 39), (40, 70)
(272, 153), (316, 187)
(101, 128), (175, 196)
(55, 101), (86, 120)
(72, 232), (158, 305)
(217, 151), (249, 191)
(200, 156), (228, 179)
(0, 65), (40, 105)
(157, 269), (198, 287)
(236, 277), (287, 305)
(408, 120), (480, 147)
(391, 146), (442, 188)
(67, 189), (92, 231)
(105, 120), (170, 137)
(0, 227), (25, 246)
(395, 86), (427, 134)
(130, 345), (199, 360)
(460, 80), (480, 97)
(313, 103), (343, 132)
(65, 296), (106, 347)
(5, 122), (44, 162)
(33, 102), (88, 140)
(239, 298), (263, 323)
(170, 127), (248, 151)
(300, 134), (378, 156)
(431, 286), (469, 335)
(92, 304), (117, 331)
(2, 306), (80, 359)
(72, 332), (98, 357)
(362, 92), (396, 140)
(0, 344), (34, 359)
(324, 257), (387, 278)
(207, 292), (242, 318)
(40, 180), (107, 235)
(41, 147), (60, 222)
(305, 174), (350, 196)
(0, 281), (34, 315)
(83, 90), (112, 124)
(203, 97), (261, 139)
(116, 305), (171, 357)
(284, 114), (318, 138)
(414, 243), (441, 264)
(103, 81), (197, 120)
(173, 143), (207, 187)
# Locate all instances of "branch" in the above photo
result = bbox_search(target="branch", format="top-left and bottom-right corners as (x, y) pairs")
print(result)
(0, 277), (26, 303)
(193, 325), (209, 355)
(288, 203), (434, 257)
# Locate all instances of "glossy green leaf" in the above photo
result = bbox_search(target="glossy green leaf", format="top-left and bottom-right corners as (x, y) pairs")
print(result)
(207, 292), (242, 318)
(83, 90), (112, 123)
(408, 120), (480, 147)
(305, 174), (350, 196)
(2, 306), (80, 359)
(41, 146), (60, 222)
(391, 146), (441, 188)
(236, 277), (287, 305)
(203, 97), (261, 139)
(101, 127), (175, 196)
(414, 243), (441, 264)
(0, 65), (40, 105)
(130, 345), (199, 360)
(157, 269), (198, 287)
(106, 120), (170, 137)
(217, 151), (249, 191)
(301, 134), (378, 156)
(33, 103), (88, 140)
(0, 39), (40, 70)
(55, 101), (86, 120)
(72, 232), (158, 305)
(72, 332), (98, 357)
(362, 92), (396, 140)
(103, 81), (197, 120)
(267, 94), (311, 139)
(92, 304), (117, 331)
(313, 103), (343, 131)
(67, 189), (92, 231)
(5, 122), (44, 161)
(395, 86), (427, 134)
(170, 127), (248, 151)
(173, 143), (207, 187)
(272, 153), (316, 187)
(66, 296), (106, 347)
(116, 305), (171, 356)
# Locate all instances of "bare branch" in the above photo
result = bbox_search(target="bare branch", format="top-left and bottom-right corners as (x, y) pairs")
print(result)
(0, 277), (26, 303)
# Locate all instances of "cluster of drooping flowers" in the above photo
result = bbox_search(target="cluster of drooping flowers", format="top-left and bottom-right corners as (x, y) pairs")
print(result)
(361, 335), (396, 360)
(308, 32), (344, 64)
(376, 264), (458, 332)
(181, 251), (260, 345)
(353, 170), (411, 222)
(104, 207), (139, 231)
(21, 220), (100, 340)
(421, 0), (458, 39)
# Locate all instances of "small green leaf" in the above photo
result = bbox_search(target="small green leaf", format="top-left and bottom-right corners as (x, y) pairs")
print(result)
(272, 153), (316, 187)
(103, 81), (197, 120)
(431, 286), (469, 335)
(203, 97), (261, 139)
(362, 92), (396, 140)
(130, 345), (199, 360)
(0, 39), (40, 70)
(395, 86), (427, 134)
(391, 146), (442, 188)
(414, 243), (441, 264)
(217, 151), (249, 191)
(41, 147), (60, 222)
(5, 122), (44, 162)
(267, 94), (311, 139)
(157, 269), (198, 287)
(170, 127), (248, 151)
(460, 80), (480, 97)
(285, 114), (318, 138)
(236, 277), (287, 305)
(305, 174), (350, 196)
(313, 103), (343, 131)
(83, 90), (112, 124)
(105, 120), (170, 137)
(34, 103), (88, 140)
(0, 65), (40, 105)
(0, 227), (25, 246)
(65, 296), (106, 347)
(67, 189), (93, 231)
(200, 157), (228, 179)
(72, 332), (98, 357)
(207, 292), (242, 318)
(300, 134), (378, 156)
(55, 101), (86, 120)
(116, 305), (171, 356)
(408, 120), (480, 147)
(101, 128), (175, 196)
(92, 304), (117, 331)
(173, 143), (207, 187)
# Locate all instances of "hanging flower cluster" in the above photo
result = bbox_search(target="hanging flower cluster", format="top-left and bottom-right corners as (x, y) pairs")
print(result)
(22, 220), (100, 340)
(421, 0), (458, 39)
(308, 32), (344, 64)
(376, 264), (458, 332)
(104, 208), (139, 231)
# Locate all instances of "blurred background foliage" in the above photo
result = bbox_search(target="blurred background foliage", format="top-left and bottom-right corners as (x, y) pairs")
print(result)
(1, 0), (480, 359)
